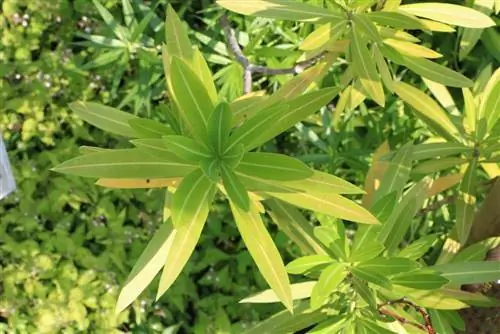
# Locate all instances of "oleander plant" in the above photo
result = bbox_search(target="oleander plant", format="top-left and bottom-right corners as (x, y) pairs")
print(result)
(2, 0), (500, 333)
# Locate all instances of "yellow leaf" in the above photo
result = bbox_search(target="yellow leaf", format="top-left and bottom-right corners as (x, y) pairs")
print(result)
(240, 281), (316, 304)
(362, 141), (390, 208)
(428, 174), (463, 197)
(384, 39), (442, 59)
(96, 178), (181, 189)
(418, 19), (455, 32)
(300, 20), (347, 51)
(422, 78), (459, 115)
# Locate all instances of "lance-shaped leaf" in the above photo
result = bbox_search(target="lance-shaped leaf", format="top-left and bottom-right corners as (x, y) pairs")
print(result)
(230, 201), (293, 312)
(462, 88), (477, 135)
(350, 26), (385, 106)
(96, 178), (180, 189)
(51, 149), (195, 178)
(394, 82), (460, 141)
(481, 68), (500, 131)
(428, 174), (463, 197)
(423, 78), (460, 116)
(132, 138), (188, 160)
(216, 0), (345, 22)
(452, 237), (500, 263)
(272, 171), (364, 195)
(456, 159), (477, 244)
(459, 0), (495, 60)
(314, 226), (348, 261)
(402, 56), (473, 88)
(358, 257), (420, 277)
(399, 3), (496, 28)
(128, 119), (174, 138)
(267, 199), (326, 255)
(240, 281), (316, 304)
(310, 262), (347, 309)
(238, 173), (298, 193)
(348, 240), (384, 263)
(165, 4), (193, 60)
(237, 152), (313, 181)
(268, 191), (380, 225)
(169, 56), (215, 139)
(396, 234), (439, 260)
(384, 39), (442, 59)
(391, 272), (449, 290)
(352, 14), (383, 45)
(309, 316), (348, 333)
(300, 21), (347, 51)
(251, 88), (340, 150)
(69, 101), (138, 137)
(92, 0), (129, 40)
(366, 10), (424, 29)
(409, 142), (472, 161)
(413, 157), (469, 174)
(429, 310), (454, 334)
(116, 221), (174, 314)
(171, 169), (215, 227)
(351, 267), (392, 289)
(230, 92), (267, 125)
(208, 101), (232, 154)
(431, 261), (500, 285)
(162, 135), (213, 163)
(389, 286), (468, 309)
(373, 45), (394, 92)
(156, 178), (214, 298)
(286, 255), (334, 275)
(221, 163), (249, 211)
(362, 141), (390, 207)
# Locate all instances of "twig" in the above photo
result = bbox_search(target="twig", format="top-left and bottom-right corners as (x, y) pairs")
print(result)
(378, 298), (435, 334)
(417, 194), (457, 217)
(220, 13), (327, 93)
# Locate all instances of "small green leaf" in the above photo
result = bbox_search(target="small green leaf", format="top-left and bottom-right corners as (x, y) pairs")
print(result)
(348, 240), (384, 263)
(92, 0), (129, 40)
(366, 10), (424, 29)
(373, 44), (394, 92)
(384, 39), (442, 58)
(169, 56), (215, 139)
(370, 192), (398, 224)
(351, 267), (392, 289)
(402, 56), (473, 88)
(314, 226), (347, 261)
(240, 281), (316, 304)
(221, 163), (249, 211)
(352, 277), (377, 308)
(286, 255), (334, 275)
(237, 152), (313, 181)
(276, 171), (365, 195)
(116, 221), (174, 314)
(128, 118), (175, 138)
(208, 101), (232, 154)
(391, 272), (449, 290)
(396, 234), (439, 260)
(399, 3), (496, 28)
(456, 159), (477, 244)
(357, 257), (420, 277)
(200, 158), (220, 182)
(192, 48), (218, 104)
(70, 101), (138, 137)
(171, 169), (216, 228)
(310, 262), (347, 309)
(390, 286), (468, 309)
(350, 25), (385, 106)
(221, 143), (245, 168)
(432, 261), (500, 285)
(216, 0), (345, 22)
(394, 82), (460, 141)
(230, 201), (293, 312)
(163, 135), (213, 163)
(52, 149), (195, 179)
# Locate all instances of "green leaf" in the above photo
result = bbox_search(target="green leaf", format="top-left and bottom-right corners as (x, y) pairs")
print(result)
(216, 0), (345, 22)
(432, 261), (500, 285)
(370, 192), (398, 224)
(52, 149), (195, 179)
(116, 221), (174, 314)
(128, 118), (175, 138)
(350, 25), (385, 106)
(352, 277), (377, 308)
(121, 0), (137, 28)
(456, 159), (477, 244)
(92, 0), (129, 40)
(399, 3), (496, 28)
(409, 142), (472, 161)
(481, 68), (500, 131)
(230, 94), (268, 125)
(169, 56), (215, 139)
(366, 10), (424, 29)
(393, 82), (460, 141)
(240, 281), (316, 304)
(249, 88), (340, 150)
(221, 143), (245, 168)
(392, 272), (449, 290)
(286, 255), (334, 275)
(348, 240), (384, 263)
(300, 21), (347, 51)
(462, 88), (477, 135)
(171, 169), (215, 228)
(69, 101), (138, 137)
(309, 316), (348, 333)
(373, 44), (394, 92)
(275, 171), (365, 195)
(357, 257), (420, 277)
(208, 101), (232, 154)
(200, 158), (220, 182)
(451, 237), (500, 263)
(268, 191), (380, 225)
(396, 234), (439, 260)
(267, 199), (327, 255)
(413, 157), (469, 174)
(402, 56), (473, 88)
(131, 138), (185, 160)
(192, 48), (218, 104)
(428, 310), (454, 334)
(351, 267), (392, 289)
(310, 263), (347, 309)
(163, 135), (213, 163)
(156, 193), (213, 299)
(314, 226), (347, 261)
(230, 201), (293, 312)
(352, 14), (383, 45)
(81, 49), (124, 70)
(221, 163), (249, 211)
(440, 287), (500, 307)
(165, 4), (193, 60)
(237, 152), (313, 181)
(390, 286), (468, 309)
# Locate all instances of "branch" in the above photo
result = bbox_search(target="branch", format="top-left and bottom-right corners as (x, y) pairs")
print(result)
(219, 13), (327, 94)
(378, 298), (435, 334)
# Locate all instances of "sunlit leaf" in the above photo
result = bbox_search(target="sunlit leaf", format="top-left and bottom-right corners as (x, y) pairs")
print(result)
(207, 101), (232, 154)
(462, 88), (477, 135)
(240, 281), (316, 303)
(389, 286), (468, 309)
(221, 163), (249, 210)
(366, 10), (424, 29)
(286, 255), (334, 275)
(275, 171), (365, 195)
(230, 92), (268, 125)
(423, 78), (460, 115)
(432, 261), (500, 285)
(362, 141), (390, 207)
(300, 20), (347, 51)
(392, 272), (449, 290)
(402, 56), (473, 88)
(481, 68), (500, 131)
(237, 152), (313, 181)
(96, 178), (180, 189)
(165, 4), (193, 60)
(351, 267), (392, 289)
(92, 0), (129, 40)
(384, 39), (442, 59)
(456, 159), (477, 244)
(352, 14), (383, 45)
(310, 262), (347, 309)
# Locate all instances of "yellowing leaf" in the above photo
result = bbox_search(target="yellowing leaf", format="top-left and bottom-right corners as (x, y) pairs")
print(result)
(350, 26), (385, 106)
(384, 39), (442, 59)
(237, 152), (313, 181)
(165, 4), (193, 60)
(462, 88), (477, 135)
(275, 170), (365, 195)
(393, 81), (460, 141)
(373, 45), (394, 92)
(230, 92), (267, 125)
(240, 281), (316, 304)
(300, 20), (347, 51)
(230, 201), (293, 312)
(216, 0), (345, 22)
(96, 178), (181, 189)
(362, 141), (390, 208)
(428, 174), (463, 197)
(422, 78), (460, 116)
(310, 263), (347, 309)
(116, 222), (174, 314)
(366, 10), (424, 29)
(399, 3), (495, 28)
(418, 18), (456, 32)
(481, 68), (500, 131)
(456, 159), (478, 245)
(379, 27), (421, 42)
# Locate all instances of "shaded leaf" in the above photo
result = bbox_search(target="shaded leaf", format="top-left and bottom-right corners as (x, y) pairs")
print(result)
(128, 118), (175, 138)
(240, 281), (316, 303)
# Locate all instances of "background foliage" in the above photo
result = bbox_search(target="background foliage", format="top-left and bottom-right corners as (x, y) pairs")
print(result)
(1, 0), (499, 333)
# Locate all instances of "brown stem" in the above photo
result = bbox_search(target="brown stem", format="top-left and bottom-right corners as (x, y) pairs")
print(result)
(378, 298), (435, 334)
